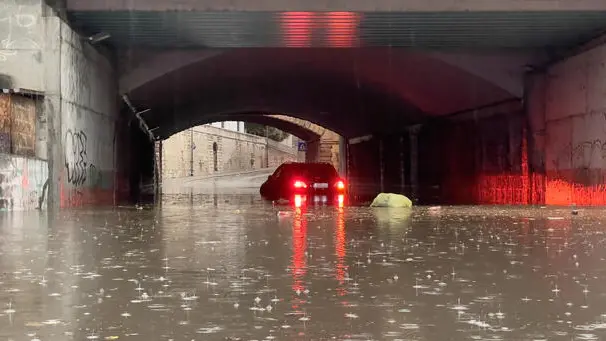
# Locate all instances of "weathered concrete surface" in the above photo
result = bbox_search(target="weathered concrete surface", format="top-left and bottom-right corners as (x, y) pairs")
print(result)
(0, 1), (126, 210)
(161, 125), (299, 179)
(0, 91), (48, 212)
(0, 153), (48, 210)
(0, 0), (44, 91)
(57, 16), (121, 208)
(528, 42), (606, 206)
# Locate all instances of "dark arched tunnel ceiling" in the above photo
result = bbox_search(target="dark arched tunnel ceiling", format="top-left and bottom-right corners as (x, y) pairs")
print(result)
(127, 48), (518, 138)
(163, 113), (322, 142)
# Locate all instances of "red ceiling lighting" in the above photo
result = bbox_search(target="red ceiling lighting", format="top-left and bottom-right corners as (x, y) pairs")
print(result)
(281, 12), (314, 47)
(325, 12), (359, 48)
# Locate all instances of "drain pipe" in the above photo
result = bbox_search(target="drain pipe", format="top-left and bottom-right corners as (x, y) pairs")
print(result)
(122, 94), (154, 141)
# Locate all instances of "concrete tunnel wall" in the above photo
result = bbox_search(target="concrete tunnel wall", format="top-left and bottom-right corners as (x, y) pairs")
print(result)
(0, 1), (127, 209)
(347, 100), (533, 205)
(528, 42), (606, 206)
(347, 39), (606, 206)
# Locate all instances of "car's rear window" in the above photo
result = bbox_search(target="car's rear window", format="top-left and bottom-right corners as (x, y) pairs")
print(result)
(280, 163), (338, 178)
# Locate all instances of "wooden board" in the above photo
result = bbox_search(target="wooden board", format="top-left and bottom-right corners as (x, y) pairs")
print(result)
(0, 94), (10, 153)
(9, 95), (36, 157)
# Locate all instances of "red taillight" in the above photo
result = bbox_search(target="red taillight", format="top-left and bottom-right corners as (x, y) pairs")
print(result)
(293, 180), (307, 189)
(335, 180), (345, 190)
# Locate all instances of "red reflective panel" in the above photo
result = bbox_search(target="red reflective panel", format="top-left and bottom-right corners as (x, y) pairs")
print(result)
(281, 12), (313, 47)
(325, 12), (359, 48)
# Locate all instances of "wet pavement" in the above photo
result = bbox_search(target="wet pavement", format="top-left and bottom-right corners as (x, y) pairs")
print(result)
(2, 191), (606, 340)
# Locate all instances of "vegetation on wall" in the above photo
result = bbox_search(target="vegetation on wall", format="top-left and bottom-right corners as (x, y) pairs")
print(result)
(244, 122), (289, 142)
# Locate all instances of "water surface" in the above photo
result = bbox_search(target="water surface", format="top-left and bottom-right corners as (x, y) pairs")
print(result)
(1, 194), (606, 340)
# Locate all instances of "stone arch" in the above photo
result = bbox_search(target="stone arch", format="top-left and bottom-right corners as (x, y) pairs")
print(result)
(162, 112), (326, 142)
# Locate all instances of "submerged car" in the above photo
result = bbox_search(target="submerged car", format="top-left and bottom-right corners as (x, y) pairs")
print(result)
(260, 162), (346, 205)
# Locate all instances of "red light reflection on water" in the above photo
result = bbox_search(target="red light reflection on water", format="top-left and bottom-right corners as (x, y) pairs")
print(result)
(335, 207), (347, 296)
(291, 206), (307, 302)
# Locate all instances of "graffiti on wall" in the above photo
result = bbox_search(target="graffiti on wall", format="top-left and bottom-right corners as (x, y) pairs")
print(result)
(61, 128), (110, 207)
(64, 129), (103, 188)
(64, 129), (88, 186)
(549, 113), (606, 182)
(0, 153), (48, 211)
(551, 140), (606, 174)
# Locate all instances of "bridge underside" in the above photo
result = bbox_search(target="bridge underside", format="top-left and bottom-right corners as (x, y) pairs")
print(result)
(67, 10), (606, 49)
(65, 6), (606, 206)
(3, 2), (606, 209)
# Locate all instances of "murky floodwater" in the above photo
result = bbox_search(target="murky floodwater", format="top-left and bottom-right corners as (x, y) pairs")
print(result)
(2, 194), (606, 340)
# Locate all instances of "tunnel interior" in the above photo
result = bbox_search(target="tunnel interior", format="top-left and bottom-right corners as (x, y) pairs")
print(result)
(125, 99), (534, 206)
(118, 48), (541, 205)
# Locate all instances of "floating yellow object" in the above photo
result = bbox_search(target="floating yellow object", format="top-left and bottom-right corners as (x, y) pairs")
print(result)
(370, 193), (413, 208)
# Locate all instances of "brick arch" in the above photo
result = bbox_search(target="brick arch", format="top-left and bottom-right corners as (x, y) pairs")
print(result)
(268, 114), (327, 137)
(162, 112), (342, 169)
(161, 112), (327, 142)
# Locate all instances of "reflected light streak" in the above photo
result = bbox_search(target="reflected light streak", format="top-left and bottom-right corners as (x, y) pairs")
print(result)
(291, 206), (308, 303)
(335, 207), (347, 297)
(294, 194), (304, 208)
(337, 194), (345, 207)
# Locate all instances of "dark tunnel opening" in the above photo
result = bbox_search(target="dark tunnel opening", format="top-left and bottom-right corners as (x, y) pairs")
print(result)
(128, 120), (155, 204)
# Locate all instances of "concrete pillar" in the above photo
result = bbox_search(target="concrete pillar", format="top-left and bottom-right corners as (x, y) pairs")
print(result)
(408, 125), (421, 201)
(189, 128), (194, 176)
(154, 140), (162, 199)
(338, 135), (347, 177)
(43, 7), (62, 211)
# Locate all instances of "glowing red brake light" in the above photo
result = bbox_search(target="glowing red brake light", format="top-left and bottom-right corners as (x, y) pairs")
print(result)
(335, 180), (345, 190)
(293, 180), (307, 189)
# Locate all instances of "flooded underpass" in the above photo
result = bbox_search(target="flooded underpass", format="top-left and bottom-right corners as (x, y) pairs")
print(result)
(2, 192), (606, 340)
